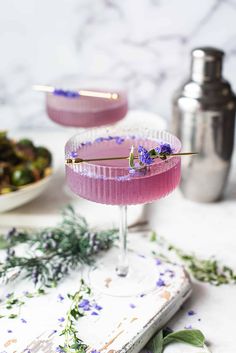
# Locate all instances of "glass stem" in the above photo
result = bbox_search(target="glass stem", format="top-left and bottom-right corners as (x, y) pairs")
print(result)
(116, 205), (129, 277)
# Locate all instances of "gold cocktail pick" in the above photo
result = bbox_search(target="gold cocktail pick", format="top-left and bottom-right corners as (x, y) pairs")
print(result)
(32, 85), (119, 100)
(65, 152), (198, 164)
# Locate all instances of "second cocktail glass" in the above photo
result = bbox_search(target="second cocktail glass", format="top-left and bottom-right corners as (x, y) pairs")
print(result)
(65, 126), (181, 296)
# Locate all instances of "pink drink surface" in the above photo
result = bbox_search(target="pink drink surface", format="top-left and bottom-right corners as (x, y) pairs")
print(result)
(66, 137), (181, 205)
(46, 91), (128, 128)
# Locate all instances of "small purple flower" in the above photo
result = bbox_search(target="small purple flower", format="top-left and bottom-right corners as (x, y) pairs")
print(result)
(187, 310), (196, 316)
(155, 143), (173, 155)
(7, 329), (13, 333)
(57, 294), (65, 302)
(58, 317), (65, 323)
(21, 318), (27, 323)
(156, 278), (165, 287)
(91, 311), (99, 316)
(91, 350), (100, 353)
(70, 151), (78, 158)
(160, 272), (165, 276)
(129, 303), (136, 309)
(155, 259), (162, 266)
(184, 324), (193, 329)
(138, 146), (153, 165)
(78, 299), (90, 308)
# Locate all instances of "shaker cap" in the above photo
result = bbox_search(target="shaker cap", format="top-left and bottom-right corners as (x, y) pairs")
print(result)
(191, 47), (224, 82)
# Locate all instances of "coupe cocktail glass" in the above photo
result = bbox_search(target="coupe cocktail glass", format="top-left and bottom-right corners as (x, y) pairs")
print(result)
(65, 126), (181, 296)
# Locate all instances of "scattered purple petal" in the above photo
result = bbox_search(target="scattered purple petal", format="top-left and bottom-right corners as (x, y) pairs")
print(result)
(93, 303), (103, 311)
(129, 303), (136, 309)
(155, 259), (162, 265)
(187, 310), (196, 316)
(58, 317), (65, 323)
(21, 318), (27, 324)
(24, 349), (31, 353)
(51, 329), (57, 335)
(55, 346), (64, 353)
(184, 325), (193, 330)
(91, 311), (99, 316)
(156, 278), (166, 287)
(198, 318), (201, 322)
(6, 293), (12, 299)
(160, 272), (165, 276)
(138, 254), (146, 258)
(91, 350), (100, 353)
(7, 329), (13, 333)
(57, 294), (65, 302)
(140, 293), (145, 298)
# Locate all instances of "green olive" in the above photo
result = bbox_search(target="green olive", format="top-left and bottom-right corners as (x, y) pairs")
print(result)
(11, 167), (35, 187)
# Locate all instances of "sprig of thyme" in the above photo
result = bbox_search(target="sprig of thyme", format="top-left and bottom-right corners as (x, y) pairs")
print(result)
(0, 206), (118, 288)
(152, 232), (236, 285)
(58, 279), (91, 353)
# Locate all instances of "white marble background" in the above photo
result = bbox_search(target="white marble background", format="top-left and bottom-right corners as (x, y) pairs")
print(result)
(1, 0), (236, 130)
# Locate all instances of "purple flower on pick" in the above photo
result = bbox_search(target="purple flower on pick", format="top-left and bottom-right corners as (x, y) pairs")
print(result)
(156, 278), (165, 287)
(155, 143), (173, 155)
(187, 310), (196, 316)
(138, 146), (153, 165)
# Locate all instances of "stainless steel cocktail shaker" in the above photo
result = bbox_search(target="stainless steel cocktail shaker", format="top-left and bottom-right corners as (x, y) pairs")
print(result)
(171, 47), (236, 202)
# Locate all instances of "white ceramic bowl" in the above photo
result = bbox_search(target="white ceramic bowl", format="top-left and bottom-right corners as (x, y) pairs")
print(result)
(0, 173), (53, 213)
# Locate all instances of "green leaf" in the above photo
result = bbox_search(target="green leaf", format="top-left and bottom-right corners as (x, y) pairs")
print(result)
(128, 146), (135, 168)
(163, 329), (205, 348)
(150, 231), (157, 242)
(8, 313), (18, 319)
(148, 330), (163, 353)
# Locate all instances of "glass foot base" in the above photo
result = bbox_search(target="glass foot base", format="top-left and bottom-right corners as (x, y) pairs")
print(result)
(88, 248), (158, 297)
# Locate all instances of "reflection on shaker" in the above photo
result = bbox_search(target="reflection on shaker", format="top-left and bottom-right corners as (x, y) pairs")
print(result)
(171, 47), (236, 202)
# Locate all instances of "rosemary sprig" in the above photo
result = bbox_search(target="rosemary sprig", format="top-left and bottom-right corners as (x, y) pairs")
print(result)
(0, 206), (118, 288)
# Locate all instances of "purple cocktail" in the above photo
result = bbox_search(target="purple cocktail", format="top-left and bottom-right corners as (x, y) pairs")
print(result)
(47, 90), (128, 128)
(65, 127), (181, 296)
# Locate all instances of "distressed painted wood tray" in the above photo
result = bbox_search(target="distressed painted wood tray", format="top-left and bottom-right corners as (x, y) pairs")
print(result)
(0, 250), (191, 353)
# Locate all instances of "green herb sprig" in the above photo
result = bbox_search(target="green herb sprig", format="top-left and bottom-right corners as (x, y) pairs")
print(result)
(0, 289), (45, 319)
(58, 279), (90, 353)
(152, 232), (236, 286)
(0, 206), (118, 288)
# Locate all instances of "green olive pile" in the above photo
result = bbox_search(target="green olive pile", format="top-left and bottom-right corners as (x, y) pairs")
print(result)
(0, 131), (52, 195)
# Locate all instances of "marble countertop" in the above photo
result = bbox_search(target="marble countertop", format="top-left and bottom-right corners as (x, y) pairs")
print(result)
(1, 111), (236, 353)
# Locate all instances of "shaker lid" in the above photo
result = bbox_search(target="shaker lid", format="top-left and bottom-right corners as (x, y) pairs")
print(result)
(191, 47), (224, 82)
